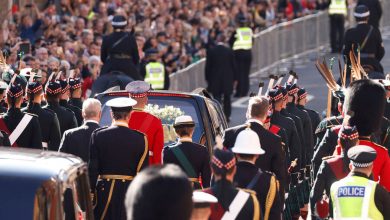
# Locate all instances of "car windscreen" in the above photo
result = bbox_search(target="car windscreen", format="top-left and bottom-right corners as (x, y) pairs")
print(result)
(99, 94), (205, 146)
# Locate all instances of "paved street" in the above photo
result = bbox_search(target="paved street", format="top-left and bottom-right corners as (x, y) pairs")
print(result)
(229, 26), (390, 126)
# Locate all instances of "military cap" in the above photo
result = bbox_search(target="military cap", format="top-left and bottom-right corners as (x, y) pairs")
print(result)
(232, 128), (265, 155)
(211, 148), (236, 175)
(344, 80), (385, 136)
(354, 5), (370, 18)
(7, 83), (24, 98)
(126, 81), (151, 98)
(174, 115), (195, 128)
(348, 145), (377, 168)
(106, 97), (137, 112)
(268, 88), (283, 102)
(193, 191), (218, 208)
(285, 83), (299, 96)
(45, 80), (62, 95)
(20, 68), (41, 81)
(111, 15), (127, 28)
(69, 78), (82, 90)
(338, 125), (359, 141)
(27, 81), (43, 94)
(297, 88), (307, 100)
(332, 90), (345, 104)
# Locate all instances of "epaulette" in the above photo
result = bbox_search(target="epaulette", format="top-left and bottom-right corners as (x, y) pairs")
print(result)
(25, 112), (38, 117)
(322, 155), (335, 161)
(238, 188), (257, 195)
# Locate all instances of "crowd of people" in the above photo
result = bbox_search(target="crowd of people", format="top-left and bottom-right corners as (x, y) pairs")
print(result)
(0, 0), (329, 97)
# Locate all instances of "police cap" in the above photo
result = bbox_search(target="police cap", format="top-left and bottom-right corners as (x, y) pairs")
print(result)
(111, 15), (127, 28)
(347, 145), (377, 168)
(354, 5), (370, 18)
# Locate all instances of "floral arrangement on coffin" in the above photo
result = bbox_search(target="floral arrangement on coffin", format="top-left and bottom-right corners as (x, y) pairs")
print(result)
(145, 104), (185, 143)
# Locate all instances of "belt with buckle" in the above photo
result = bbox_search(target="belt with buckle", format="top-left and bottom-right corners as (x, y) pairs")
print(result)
(99, 175), (134, 181)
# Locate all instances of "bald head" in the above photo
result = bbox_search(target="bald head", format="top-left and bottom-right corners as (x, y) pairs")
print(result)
(82, 98), (102, 121)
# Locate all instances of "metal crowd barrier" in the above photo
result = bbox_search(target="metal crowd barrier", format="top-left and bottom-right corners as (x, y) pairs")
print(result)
(169, 11), (330, 92)
(381, 0), (390, 28)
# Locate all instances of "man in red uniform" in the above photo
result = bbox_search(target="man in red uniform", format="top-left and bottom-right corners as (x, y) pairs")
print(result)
(127, 81), (164, 165)
(343, 79), (390, 191)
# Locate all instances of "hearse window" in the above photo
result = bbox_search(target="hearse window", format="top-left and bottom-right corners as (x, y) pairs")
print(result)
(148, 97), (205, 146)
(34, 180), (61, 220)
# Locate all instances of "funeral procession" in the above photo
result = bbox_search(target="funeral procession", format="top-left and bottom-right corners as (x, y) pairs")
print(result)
(2, 0), (390, 219)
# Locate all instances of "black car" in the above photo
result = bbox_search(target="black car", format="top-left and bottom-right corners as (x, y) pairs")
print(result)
(96, 88), (228, 154)
(0, 147), (94, 219)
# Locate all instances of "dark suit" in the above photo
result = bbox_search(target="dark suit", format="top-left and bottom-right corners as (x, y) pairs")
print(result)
(163, 141), (211, 188)
(234, 161), (282, 220)
(59, 121), (100, 161)
(0, 108), (42, 149)
(357, 0), (382, 29)
(223, 120), (286, 198)
(44, 101), (77, 136)
(69, 98), (83, 109)
(89, 125), (148, 220)
(205, 44), (237, 118)
(23, 103), (61, 151)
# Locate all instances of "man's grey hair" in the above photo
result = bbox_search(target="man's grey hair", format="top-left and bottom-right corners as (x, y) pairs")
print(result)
(48, 56), (60, 65)
(82, 98), (102, 119)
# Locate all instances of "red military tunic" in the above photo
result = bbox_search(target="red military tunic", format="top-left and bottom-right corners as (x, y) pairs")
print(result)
(335, 138), (390, 191)
(129, 109), (164, 165)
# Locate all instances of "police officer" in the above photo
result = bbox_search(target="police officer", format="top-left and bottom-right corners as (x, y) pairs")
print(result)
(163, 115), (211, 189)
(89, 97), (148, 220)
(232, 128), (282, 220)
(310, 126), (358, 219)
(68, 77), (83, 109)
(141, 49), (170, 90)
(229, 15), (253, 97)
(23, 81), (61, 151)
(223, 96), (286, 199)
(0, 82), (42, 149)
(357, 0), (382, 29)
(127, 81), (164, 165)
(59, 79), (83, 126)
(327, 0), (347, 53)
(330, 146), (390, 219)
(203, 148), (260, 220)
(43, 80), (77, 135)
(93, 15), (141, 95)
(343, 5), (385, 74)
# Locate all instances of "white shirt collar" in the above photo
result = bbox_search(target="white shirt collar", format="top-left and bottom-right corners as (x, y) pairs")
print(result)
(84, 120), (99, 125)
(179, 137), (193, 143)
(246, 118), (264, 126)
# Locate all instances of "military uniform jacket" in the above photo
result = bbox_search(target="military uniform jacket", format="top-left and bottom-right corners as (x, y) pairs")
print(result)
(223, 120), (286, 192)
(44, 101), (77, 135)
(60, 99), (83, 126)
(204, 180), (260, 220)
(23, 103), (61, 151)
(312, 126), (340, 176)
(310, 155), (350, 218)
(0, 108), (42, 149)
(59, 121), (100, 162)
(270, 124), (290, 167)
(162, 140), (211, 188)
(343, 23), (385, 72)
(314, 115), (343, 150)
(88, 125), (148, 220)
(281, 109), (306, 164)
(234, 161), (282, 220)
(129, 110), (164, 165)
(287, 103), (314, 165)
(298, 105), (321, 148)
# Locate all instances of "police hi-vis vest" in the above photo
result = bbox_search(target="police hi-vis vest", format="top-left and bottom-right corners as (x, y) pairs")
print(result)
(233, 27), (253, 51)
(330, 175), (383, 220)
(328, 0), (347, 15)
(145, 62), (165, 90)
